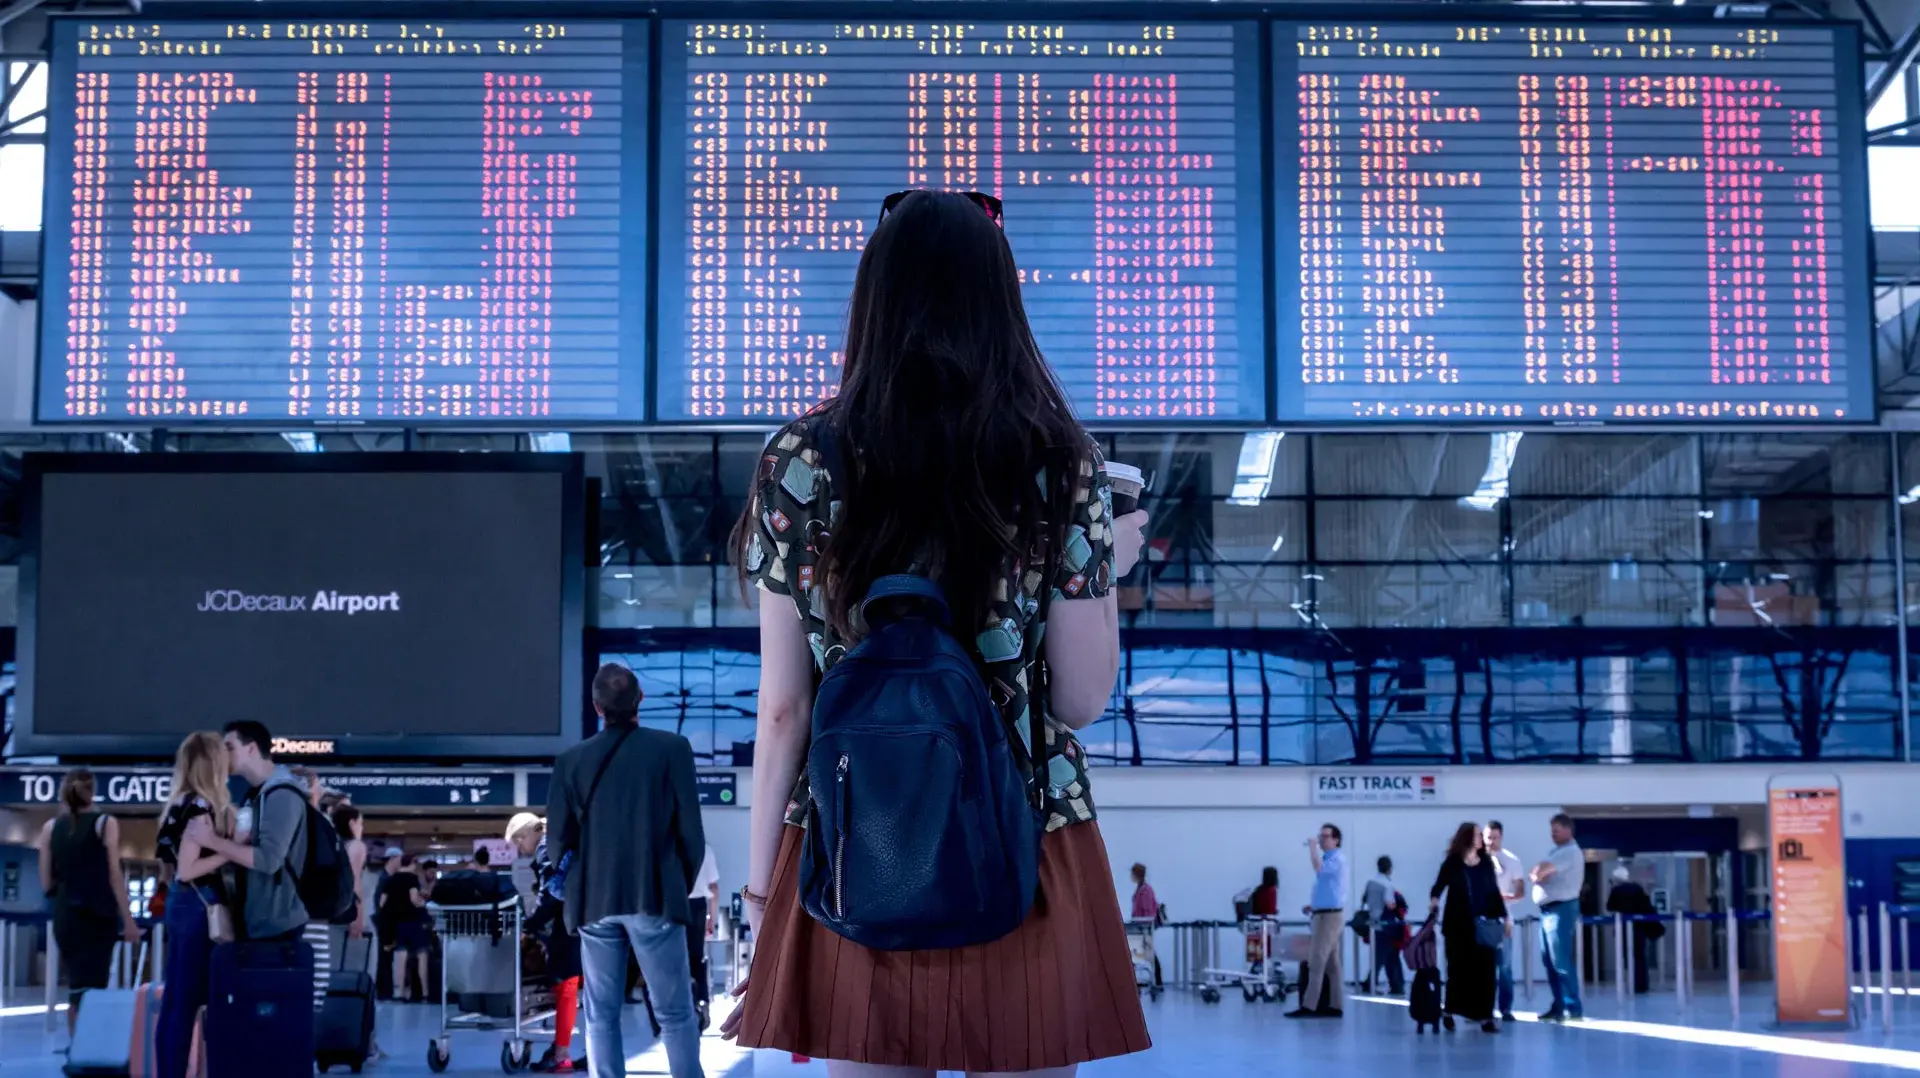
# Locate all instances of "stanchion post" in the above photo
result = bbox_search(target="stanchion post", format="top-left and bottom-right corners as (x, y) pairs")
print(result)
(1856, 908), (1872, 1024)
(45, 927), (59, 1033)
(1614, 913), (1627, 1006)
(1727, 908), (1741, 1026)
(1522, 918), (1535, 1003)
(1903, 911), (1912, 995)
(1576, 917), (1587, 999)
(1677, 916), (1690, 1009)
(1882, 903), (1894, 1034)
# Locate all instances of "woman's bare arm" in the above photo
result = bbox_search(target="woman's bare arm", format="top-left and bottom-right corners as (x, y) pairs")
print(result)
(746, 592), (815, 918)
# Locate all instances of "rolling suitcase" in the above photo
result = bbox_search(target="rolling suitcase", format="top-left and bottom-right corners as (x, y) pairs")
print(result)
(1409, 967), (1444, 1033)
(63, 982), (163, 1077)
(204, 938), (316, 1078)
(315, 969), (375, 1073)
(63, 941), (161, 1078)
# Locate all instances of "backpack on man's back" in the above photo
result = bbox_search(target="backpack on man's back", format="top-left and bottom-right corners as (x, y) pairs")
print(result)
(265, 785), (356, 925)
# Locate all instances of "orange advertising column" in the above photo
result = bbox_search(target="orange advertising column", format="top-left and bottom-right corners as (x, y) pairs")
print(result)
(1767, 783), (1852, 1028)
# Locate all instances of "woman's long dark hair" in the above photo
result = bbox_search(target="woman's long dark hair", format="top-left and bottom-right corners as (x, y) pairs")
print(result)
(735, 191), (1087, 637)
(1445, 822), (1481, 862)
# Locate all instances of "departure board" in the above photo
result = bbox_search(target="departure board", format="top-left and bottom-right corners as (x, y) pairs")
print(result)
(658, 21), (1267, 422)
(1275, 21), (1871, 423)
(38, 19), (647, 423)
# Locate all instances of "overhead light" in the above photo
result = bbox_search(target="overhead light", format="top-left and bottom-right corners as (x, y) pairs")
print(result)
(1768, 572), (1792, 581)
(1900, 485), (1920, 506)
(613, 571), (633, 580)
(1229, 431), (1285, 506)
(1270, 534), (1286, 553)
(281, 433), (319, 453)
(1460, 432), (1524, 511)
(1697, 509), (1715, 519)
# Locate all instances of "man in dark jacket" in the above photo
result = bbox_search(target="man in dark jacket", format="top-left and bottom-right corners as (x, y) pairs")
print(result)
(1605, 866), (1660, 994)
(548, 663), (706, 1078)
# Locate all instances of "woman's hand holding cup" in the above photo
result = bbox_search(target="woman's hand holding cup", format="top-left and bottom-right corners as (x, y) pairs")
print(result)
(1103, 461), (1150, 578)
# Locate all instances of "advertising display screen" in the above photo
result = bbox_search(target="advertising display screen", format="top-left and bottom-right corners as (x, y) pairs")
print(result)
(17, 455), (585, 759)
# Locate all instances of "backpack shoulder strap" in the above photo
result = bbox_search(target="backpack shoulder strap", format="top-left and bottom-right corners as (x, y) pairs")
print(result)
(579, 724), (637, 829)
(565, 725), (636, 927)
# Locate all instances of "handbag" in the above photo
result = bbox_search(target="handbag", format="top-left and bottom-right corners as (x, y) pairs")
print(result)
(204, 873), (235, 944)
(1465, 861), (1504, 949)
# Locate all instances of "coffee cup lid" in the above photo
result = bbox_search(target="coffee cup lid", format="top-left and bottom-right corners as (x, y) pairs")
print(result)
(1103, 461), (1144, 484)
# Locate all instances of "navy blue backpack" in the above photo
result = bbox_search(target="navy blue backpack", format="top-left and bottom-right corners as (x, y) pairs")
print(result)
(798, 570), (1046, 951)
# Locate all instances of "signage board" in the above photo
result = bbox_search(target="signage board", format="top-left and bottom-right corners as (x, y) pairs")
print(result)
(1310, 771), (1441, 806)
(1767, 778), (1853, 1028)
(523, 769), (736, 809)
(0, 767), (515, 809)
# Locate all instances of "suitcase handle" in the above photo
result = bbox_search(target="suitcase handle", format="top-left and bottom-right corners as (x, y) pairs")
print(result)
(110, 936), (151, 989)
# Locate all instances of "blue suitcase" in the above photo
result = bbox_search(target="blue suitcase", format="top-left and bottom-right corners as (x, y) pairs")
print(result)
(204, 938), (316, 1078)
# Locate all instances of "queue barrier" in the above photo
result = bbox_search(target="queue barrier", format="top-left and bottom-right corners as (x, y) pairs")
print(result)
(1869, 903), (1920, 1034)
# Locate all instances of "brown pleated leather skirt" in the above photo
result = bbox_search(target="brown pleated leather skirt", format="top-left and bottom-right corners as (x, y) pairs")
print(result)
(734, 821), (1152, 1072)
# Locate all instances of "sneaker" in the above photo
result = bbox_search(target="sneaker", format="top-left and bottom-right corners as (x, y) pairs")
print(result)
(1538, 1009), (1568, 1023)
(1284, 1008), (1320, 1018)
(550, 1061), (575, 1075)
(1501, 1011), (1517, 1023)
(1318, 1008), (1344, 1018)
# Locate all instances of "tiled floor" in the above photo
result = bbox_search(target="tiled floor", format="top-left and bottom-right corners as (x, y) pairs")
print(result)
(4, 986), (1920, 1075)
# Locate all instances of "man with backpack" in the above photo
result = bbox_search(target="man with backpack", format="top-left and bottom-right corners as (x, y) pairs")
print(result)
(187, 720), (358, 1076)
(548, 663), (706, 1078)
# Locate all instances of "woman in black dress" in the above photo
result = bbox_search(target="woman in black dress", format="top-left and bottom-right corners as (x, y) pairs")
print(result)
(36, 767), (141, 1036)
(1428, 822), (1508, 1033)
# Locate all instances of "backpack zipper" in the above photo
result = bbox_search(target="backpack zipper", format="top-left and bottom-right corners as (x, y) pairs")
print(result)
(833, 753), (849, 919)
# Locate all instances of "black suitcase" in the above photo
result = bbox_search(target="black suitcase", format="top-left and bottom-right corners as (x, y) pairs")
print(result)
(316, 969), (375, 1073)
(205, 938), (317, 1078)
(1409, 967), (1443, 1033)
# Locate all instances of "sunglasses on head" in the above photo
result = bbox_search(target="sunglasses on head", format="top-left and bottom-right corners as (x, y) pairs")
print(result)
(879, 189), (1003, 227)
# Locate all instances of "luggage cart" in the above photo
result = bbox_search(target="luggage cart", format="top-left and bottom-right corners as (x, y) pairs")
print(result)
(1199, 917), (1292, 1004)
(424, 898), (548, 1074)
(1126, 920), (1163, 1001)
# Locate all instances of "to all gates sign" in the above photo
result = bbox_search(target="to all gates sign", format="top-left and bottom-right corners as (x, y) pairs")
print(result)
(3, 769), (174, 806)
(1311, 770), (1441, 805)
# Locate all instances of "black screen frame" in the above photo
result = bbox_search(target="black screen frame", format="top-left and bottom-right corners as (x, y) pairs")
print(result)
(14, 452), (588, 762)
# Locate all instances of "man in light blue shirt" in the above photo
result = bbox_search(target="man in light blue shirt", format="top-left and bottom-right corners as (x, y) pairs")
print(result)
(1287, 823), (1349, 1018)
(1531, 813), (1586, 1021)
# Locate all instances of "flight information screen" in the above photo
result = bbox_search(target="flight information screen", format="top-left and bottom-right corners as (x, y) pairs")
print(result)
(1276, 21), (1871, 423)
(658, 20), (1267, 422)
(38, 19), (648, 424)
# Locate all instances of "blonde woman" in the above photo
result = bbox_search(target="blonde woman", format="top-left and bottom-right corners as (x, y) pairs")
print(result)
(153, 733), (235, 1078)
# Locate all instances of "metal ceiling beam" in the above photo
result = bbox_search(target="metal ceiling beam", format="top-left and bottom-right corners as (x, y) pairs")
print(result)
(0, 0), (48, 33)
(1870, 19), (1920, 112)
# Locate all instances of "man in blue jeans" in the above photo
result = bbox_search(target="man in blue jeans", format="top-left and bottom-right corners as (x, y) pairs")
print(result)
(1530, 813), (1585, 1022)
(1484, 821), (1526, 1022)
(550, 664), (707, 1078)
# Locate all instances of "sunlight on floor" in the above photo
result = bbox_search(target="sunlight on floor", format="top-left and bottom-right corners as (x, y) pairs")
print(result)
(1351, 994), (1920, 1072)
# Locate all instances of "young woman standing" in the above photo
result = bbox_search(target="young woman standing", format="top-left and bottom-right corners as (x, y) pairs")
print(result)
(723, 190), (1152, 1077)
(153, 733), (236, 1078)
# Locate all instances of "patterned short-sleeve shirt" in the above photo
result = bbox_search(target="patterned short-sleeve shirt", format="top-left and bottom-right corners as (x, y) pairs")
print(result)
(746, 419), (1113, 833)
